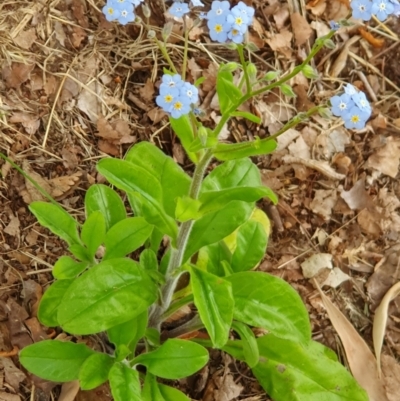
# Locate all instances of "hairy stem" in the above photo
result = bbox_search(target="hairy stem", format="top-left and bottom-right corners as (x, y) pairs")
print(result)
(149, 149), (213, 328)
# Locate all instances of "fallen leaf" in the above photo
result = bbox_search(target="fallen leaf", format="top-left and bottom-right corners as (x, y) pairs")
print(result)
(321, 267), (351, 288)
(373, 281), (400, 377)
(341, 178), (375, 210)
(291, 12), (313, 46)
(59, 380), (80, 401)
(381, 355), (400, 401)
(13, 28), (37, 50)
(366, 136), (400, 178)
(315, 281), (389, 401)
(3, 215), (20, 237)
(2, 61), (35, 89)
(301, 253), (333, 278)
(0, 357), (26, 390)
(282, 155), (346, 180)
(310, 189), (337, 221)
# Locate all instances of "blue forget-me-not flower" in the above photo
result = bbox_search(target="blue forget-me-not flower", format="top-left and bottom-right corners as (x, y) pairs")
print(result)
(330, 84), (372, 130)
(156, 74), (199, 118)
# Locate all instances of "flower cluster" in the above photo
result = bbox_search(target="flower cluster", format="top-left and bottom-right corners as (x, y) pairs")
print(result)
(102, 0), (143, 25)
(330, 84), (372, 129)
(168, 0), (204, 18)
(156, 74), (199, 118)
(351, 0), (400, 21)
(205, 1), (255, 44)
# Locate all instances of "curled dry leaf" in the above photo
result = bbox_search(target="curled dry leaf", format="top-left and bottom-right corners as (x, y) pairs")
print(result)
(373, 281), (400, 378)
(315, 280), (389, 401)
(59, 380), (80, 401)
(282, 155), (346, 180)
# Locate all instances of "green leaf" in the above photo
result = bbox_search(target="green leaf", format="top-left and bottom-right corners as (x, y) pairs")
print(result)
(97, 158), (177, 240)
(20, 340), (94, 382)
(68, 244), (91, 262)
(231, 111), (261, 124)
(184, 201), (252, 261)
(29, 202), (80, 246)
(145, 328), (161, 347)
(252, 335), (369, 401)
(175, 196), (202, 222)
(52, 256), (88, 279)
(85, 184), (126, 231)
(57, 258), (157, 334)
(196, 242), (232, 277)
(170, 114), (198, 164)
(212, 138), (277, 161)
(216, 70), (242, 114)
(190, 266), (234, 348)
(133, 339), (209, 379)
(159, 384), (191, 401)
(107, 311), (148, 354)
(231, 220), (268, 272)
(81, 211), (106, 258)
(201, 158), (262, 192)
(199, 186), (275, 215)
(38, 279), (74, 327)
(263, 71), (280, 81)
(125, 142), (191, 217)
(142, 373), (164, 401)
(79, 353), (115, 390)
(104, 217), (153, 260)
(231, 321), (259, 368)
(140, 249), (158, 271)
(227, 272), (311, 344)
(109, 363), (142, 401)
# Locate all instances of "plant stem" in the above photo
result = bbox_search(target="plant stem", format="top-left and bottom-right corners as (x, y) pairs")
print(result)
(181, 16), (189, 81)
(213, 31), (335, 137)
(149, 149), (214, 328)
(237, 45), (251, 93)
(154, 37), (178, 74)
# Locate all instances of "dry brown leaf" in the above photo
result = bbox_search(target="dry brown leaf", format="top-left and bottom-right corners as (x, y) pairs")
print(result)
(3, 215), (20, 237)
(340, 178), (375, 211)
(59, 380), (80, 401)
(13, 28), (37, 50)
(366, 136), (400, 178)
(139, 78), (155, 103)
(291, 12), (313, 46)
(359, 28), (385, 48)
(266, 30), (293, 58)
(0, 392), (21, 401)
(381, 355), (400, 401)
(373, 281), (400, 377)
(309, 189), (337, 221)
(315, 281), (389, 401)
(2, 62), (35, 89)
(282, 155), (346, 180)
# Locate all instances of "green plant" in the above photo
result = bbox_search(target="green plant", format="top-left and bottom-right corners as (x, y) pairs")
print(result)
(17, 3), (369, 400)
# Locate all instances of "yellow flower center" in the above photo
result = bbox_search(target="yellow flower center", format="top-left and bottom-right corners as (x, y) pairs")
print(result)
(107, 7), (115, 15)
(235, 17), (243, 25)
(351, 115), (360, 123)
(231, 29), (239, 36)
(173, 101), (183, 110)
(164, 95), (173, 103)
(214, 24), (223, 33)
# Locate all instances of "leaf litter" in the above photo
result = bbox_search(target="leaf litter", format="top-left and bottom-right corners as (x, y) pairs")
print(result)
(0, 0), (400, 399)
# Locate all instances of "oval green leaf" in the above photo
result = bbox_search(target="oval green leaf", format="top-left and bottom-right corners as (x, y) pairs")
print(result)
(57, 258), (157, 334)
(97, 158), (177, 239)
(38, 279), (74, 327)
(159, 384), (191, 401)
(20, 340), (94, 382)
(81, 210), (106, 258)
(52, 256), (89, 279)
(29, 202), (81, 246)
(85, 184), (126, 231)
(184, 201), (252, 261)
(212, 139), (277, 161)
(104, 217), (153, 260)
(190, 266), (234, 348)
(227, 272), (311, 344)
(231, 220), (267, 272)
(201, 158), (262, 192)
(79, 353), (115, 390)
(109, 363), (142, 401)
(125, 141), (191, 217)
(134, 339), (209, 379)
(252, 335), (368, 401)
